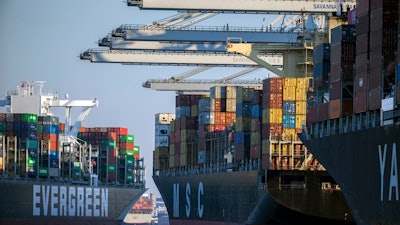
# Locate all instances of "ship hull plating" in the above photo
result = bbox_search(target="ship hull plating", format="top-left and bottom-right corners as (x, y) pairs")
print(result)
(299, 124), (400, 225)
(0, 181), (146, 225)
(154, 170), (354, 225)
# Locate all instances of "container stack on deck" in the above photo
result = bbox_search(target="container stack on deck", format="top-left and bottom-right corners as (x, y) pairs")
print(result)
(170, 95), (201, 168)
(261, 78), (310, 170)
(329, 25), (355, 118)
(154, 113), (175, 171)
(0, 112), (144, 185)
(78, 127), (140, 183)
(154, 79), (317, 174)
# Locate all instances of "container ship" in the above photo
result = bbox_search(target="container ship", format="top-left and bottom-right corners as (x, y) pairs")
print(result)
(123, 193), (155, 225)
(153, 80), (354, 224)
(298, 1), (400, 224)
(0, 81), (147, 225)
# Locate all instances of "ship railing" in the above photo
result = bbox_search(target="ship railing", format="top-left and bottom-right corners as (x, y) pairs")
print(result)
(155, 159), (262, 177)
(304, 110), (382, 140)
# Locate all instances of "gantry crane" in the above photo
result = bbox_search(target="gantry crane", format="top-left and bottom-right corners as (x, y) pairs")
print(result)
(127, 0), (355, 14)
(142, 67), (264, 94)
(81, 0), (355, 92)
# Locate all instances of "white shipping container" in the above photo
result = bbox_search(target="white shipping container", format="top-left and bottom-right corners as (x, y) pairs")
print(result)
(155, 113), (175, 125)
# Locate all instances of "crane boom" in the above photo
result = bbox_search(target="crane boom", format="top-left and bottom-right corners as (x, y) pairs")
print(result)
(111, 24), (300, 43)
(80, 49), (283, 67)
(127, 0), (355, 14)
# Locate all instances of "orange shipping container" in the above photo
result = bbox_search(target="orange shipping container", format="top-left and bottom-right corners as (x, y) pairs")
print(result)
(329, 99), (341, 119)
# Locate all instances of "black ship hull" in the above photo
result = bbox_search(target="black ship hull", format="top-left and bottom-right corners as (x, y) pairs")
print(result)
(299, 124), (400, 225)
(0, 180), (146, 225)
(154, 169), (354, 225)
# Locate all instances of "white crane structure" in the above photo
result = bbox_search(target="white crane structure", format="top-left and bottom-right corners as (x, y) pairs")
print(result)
(127, 0), (355, 15)
(143, 67), (264, 94)
(80, 0), (355, 92)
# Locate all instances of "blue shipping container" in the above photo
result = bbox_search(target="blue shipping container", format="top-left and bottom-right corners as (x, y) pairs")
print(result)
(283, 115), (296, 128)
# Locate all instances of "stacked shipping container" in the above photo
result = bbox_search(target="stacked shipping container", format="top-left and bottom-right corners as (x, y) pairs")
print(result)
(329, 25), (356, 118)
(261, 78), (309, 170)
(355, 0), (399, 112)
(170, 95), (200, 167)
(0, 112), (143, 185)
(153, 81), (315, 174)
(154, 113), (174, 171)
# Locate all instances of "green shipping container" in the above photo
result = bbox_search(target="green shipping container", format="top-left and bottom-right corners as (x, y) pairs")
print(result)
(120, 150), (134, 156)
(126, 174), (133, 181)
(120, 134), (134, 143)
(126, 158), (134, 166)
(28, 157), (37, 167)
(134, 146), (140, 154)
(27, 139), (38, 149)
(39, 167), (48, 176)
(102, 140), (116, 148)
(108, 164), (116, 172)
(0, 122), (6, 132)
(21, 114), (38, 123)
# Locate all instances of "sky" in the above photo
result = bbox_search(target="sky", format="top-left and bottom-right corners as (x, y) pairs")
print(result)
(0, 0), (271, 197)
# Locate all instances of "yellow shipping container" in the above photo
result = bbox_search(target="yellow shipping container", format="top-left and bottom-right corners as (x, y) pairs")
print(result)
(296, 78), (310, 89)
(284, 78), (297, 87)
(180, 142), (187, 155)
(169, 155), (175, 168)
(296, 101), (307, 115)
(283, 86), (296, 101)
(180, 154), (187, 166)
(226, 86), (237, 99)
(282, 128), (296, 141)
(169, 121), (175, 132)
(226, 98), (236, 112)
(250, 131), (260, 145)
(169, 144), (175, 156)
(295, 88), (308, 101)
(262, 108), (282, 124)
(295, 114), (306, 129)
(191, 104), (199, 117)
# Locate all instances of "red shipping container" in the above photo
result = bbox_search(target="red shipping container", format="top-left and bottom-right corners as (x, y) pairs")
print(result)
(370, 7), (383, 31)
(356, 0), (369, 16)
(330, 62), (341, 82)
(262, 123), (282, 140)
(356, 14), (370, 36)
(369, 66), (383, 90)
(263, 78), (283, 93)
(356, 53), (368, 74)
(250, 145), (260, 159)
(329, 99), (341, 119)
(356, 33), (369, 55)
(107, 149), (117, 164)
(174, 142), (180, 156)
(306, 105), (317, 125)
(354, 91), (367, 113)
(262, 93), (283, 109)
(262, 154), (270, 170)
(317, 103), (329, 122)
(235, 145), (243, 161)
(397, 83), (400, 105)
(369, 87), (382, 110)
(330, 80), (341, 100)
